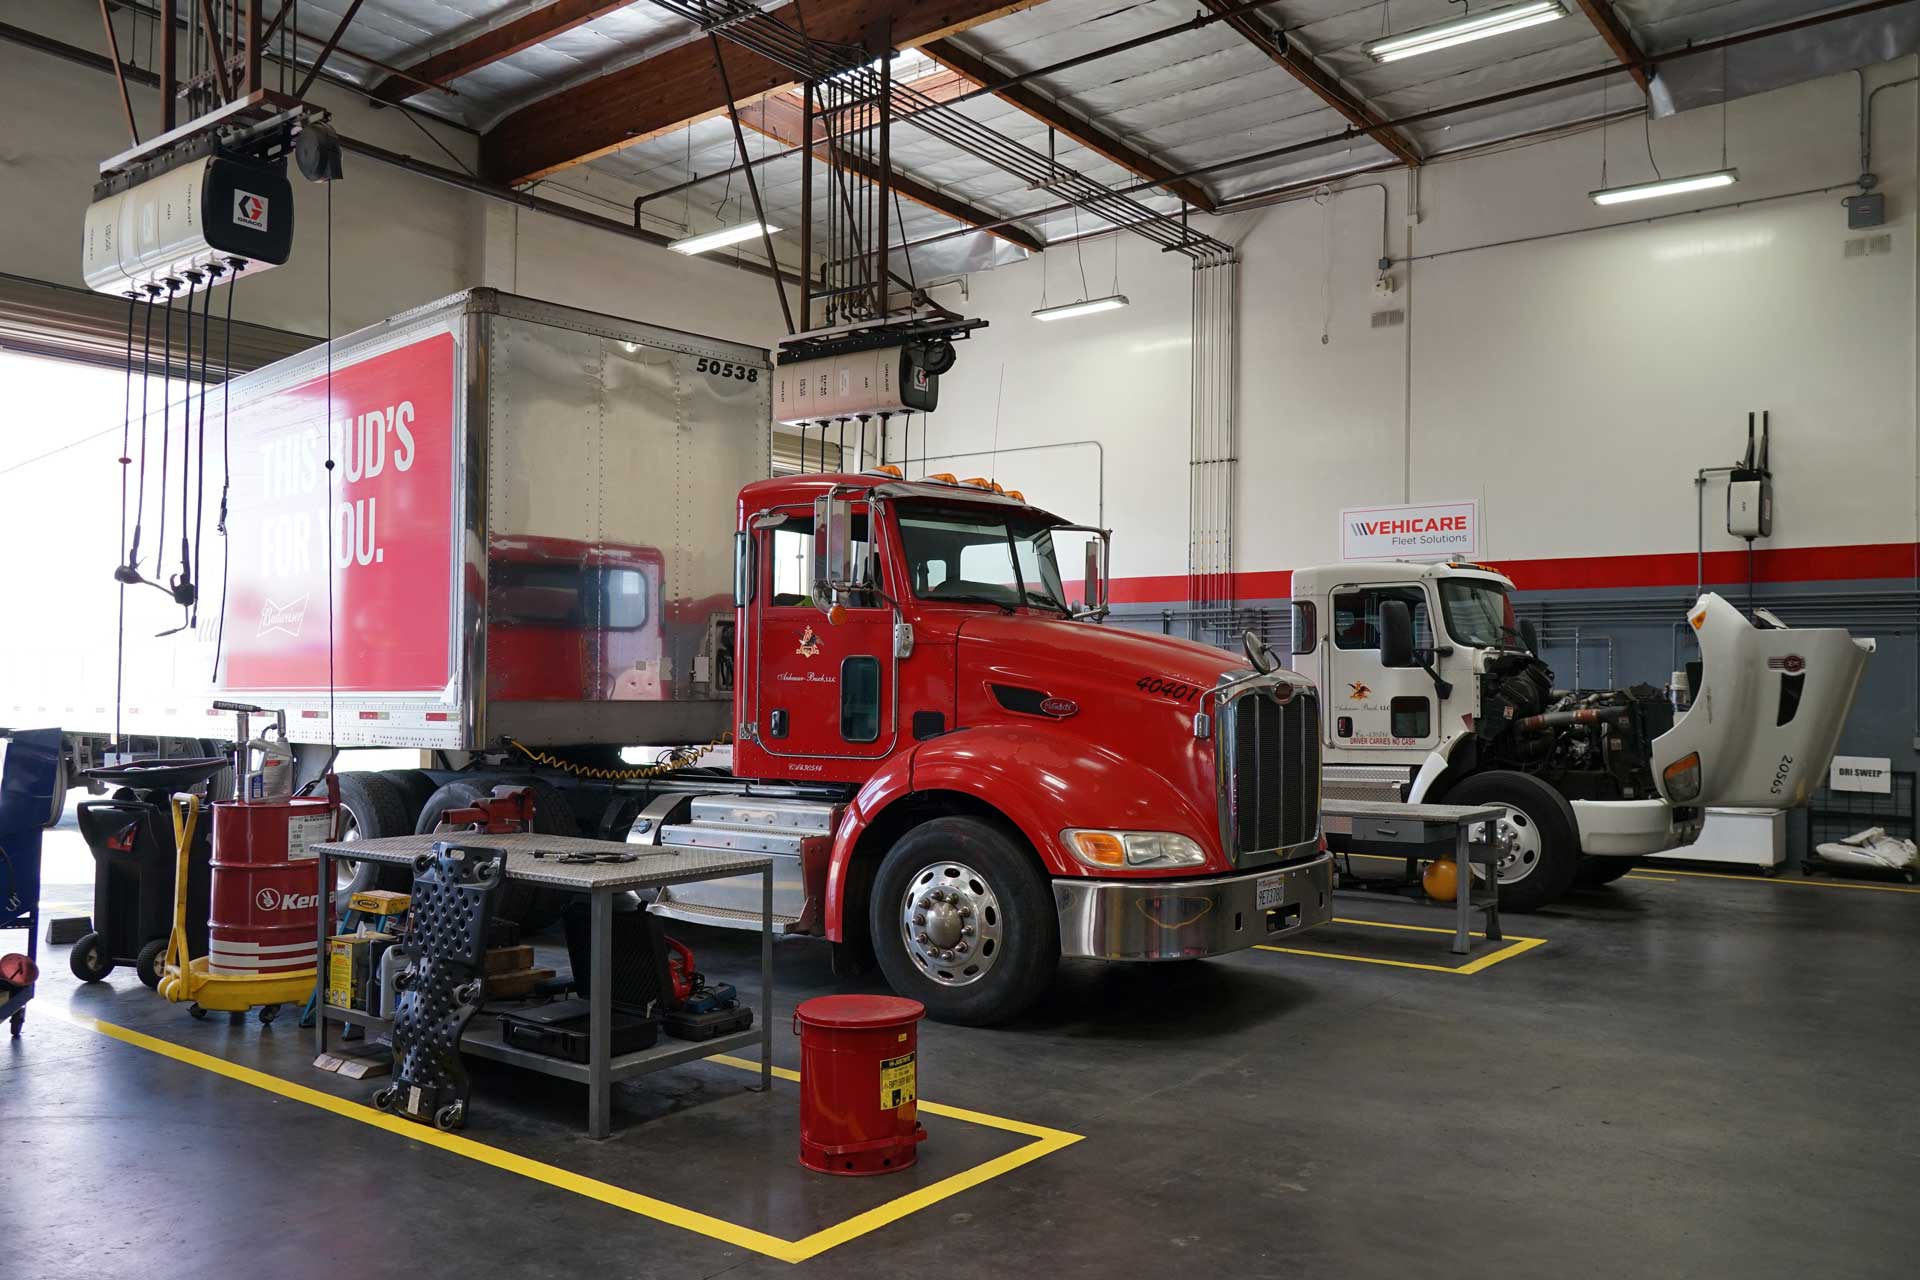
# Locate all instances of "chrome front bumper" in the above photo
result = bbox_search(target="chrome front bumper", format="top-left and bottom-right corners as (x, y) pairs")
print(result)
(1053, 852), (1334, 961)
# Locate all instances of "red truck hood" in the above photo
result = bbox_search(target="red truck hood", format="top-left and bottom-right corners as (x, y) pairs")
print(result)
(952, 614), (1250, 728)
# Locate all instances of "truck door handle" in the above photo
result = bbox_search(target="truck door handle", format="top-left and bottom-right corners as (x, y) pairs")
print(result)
(768, 709), (788, 739)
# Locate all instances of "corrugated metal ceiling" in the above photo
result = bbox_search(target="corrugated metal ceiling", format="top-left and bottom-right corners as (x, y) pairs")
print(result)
(288, 0), (1908, 272)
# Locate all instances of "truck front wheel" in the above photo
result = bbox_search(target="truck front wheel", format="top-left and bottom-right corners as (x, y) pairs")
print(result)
(1443, 771), (1580, 913)
(869, 817), (1058, 1026)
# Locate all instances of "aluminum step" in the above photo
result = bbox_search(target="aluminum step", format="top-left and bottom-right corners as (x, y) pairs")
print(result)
(659, 822), (830, 858)
(649, 897), (807, 934)
(689, 794), (839, 833)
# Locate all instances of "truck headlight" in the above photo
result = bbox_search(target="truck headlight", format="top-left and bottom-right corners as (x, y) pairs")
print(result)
(1662, 752), (1703, 804)
(1063, 829), (1209, 870)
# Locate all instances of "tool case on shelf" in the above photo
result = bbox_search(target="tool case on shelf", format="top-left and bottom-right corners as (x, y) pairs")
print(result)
(499, 997), (660, 1062)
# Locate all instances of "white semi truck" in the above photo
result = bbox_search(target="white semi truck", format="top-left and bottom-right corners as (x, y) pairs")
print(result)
(1289, 560), (1871, 910)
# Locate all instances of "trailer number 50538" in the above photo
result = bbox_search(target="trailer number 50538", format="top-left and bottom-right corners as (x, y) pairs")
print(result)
(696, 357), (759, 382)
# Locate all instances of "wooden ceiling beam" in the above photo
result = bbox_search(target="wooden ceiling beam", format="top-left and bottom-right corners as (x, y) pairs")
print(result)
(919, 37), (1217, 214)
(372, 1), (632, 103)
(1196, 0), (1422, 167)
(481, 0), (1041, 186)
(1572, 0), (1652, 95)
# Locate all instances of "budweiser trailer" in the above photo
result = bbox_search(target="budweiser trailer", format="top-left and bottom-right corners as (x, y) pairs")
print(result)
(1, 289), (766, 805)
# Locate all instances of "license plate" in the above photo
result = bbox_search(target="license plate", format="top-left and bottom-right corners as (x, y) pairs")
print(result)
(1257, 874), (1286, 910)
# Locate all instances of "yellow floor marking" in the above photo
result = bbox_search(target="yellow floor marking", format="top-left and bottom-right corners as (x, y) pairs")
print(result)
(1624, 874), (1676, 883)
(1641, 866), (1920, 895)
(59, 1011), (1081, 1265)
(1256, 915), (1547, 975)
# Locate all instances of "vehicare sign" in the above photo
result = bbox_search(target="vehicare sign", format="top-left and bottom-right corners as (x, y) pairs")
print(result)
(1340, 500), (1478, 561)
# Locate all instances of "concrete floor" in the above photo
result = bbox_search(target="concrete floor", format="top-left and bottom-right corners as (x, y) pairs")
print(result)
(6, 812), (1918, 1280)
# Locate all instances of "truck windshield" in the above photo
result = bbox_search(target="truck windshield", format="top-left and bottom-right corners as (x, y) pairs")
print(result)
(1439, 579), (1520, 648)
(896, 503), (1070, 614)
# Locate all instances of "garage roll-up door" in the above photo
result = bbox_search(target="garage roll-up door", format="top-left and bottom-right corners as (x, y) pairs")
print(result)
(0, 272), (316, 378)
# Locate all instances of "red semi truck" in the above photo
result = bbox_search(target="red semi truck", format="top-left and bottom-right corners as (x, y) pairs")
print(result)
(2, 290), (1330, 1023)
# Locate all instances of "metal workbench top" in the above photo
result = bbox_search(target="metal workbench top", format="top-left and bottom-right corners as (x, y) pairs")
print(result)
(310, 833), (772, 891)
(1323, 799), (1502, 824)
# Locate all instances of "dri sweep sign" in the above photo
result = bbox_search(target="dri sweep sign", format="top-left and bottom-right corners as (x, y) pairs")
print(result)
(1341, 500), (1478, 562)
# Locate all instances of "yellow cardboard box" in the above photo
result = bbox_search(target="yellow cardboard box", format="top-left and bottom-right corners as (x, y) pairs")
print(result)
(347, 889), (411, 916)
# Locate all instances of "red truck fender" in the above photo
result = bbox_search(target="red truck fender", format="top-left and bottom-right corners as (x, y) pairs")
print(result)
(822, 723), (1221, 941)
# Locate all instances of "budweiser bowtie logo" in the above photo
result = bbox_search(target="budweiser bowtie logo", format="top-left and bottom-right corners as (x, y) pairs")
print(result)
(258, 595), (308, 638)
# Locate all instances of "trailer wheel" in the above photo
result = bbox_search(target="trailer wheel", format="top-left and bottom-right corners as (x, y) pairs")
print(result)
(335, 773), (414, 904)
(1574, 856), (1640, 888)
(377, 770), (439, 830)
(69, 931), (113, 983)
(869, 816), (1057, 1026)
(43, 751), (68, 829)
(1443, 771), (1580, 913)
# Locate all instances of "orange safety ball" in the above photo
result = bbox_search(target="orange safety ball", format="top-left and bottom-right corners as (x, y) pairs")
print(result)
(1422, 857), (1459, 903)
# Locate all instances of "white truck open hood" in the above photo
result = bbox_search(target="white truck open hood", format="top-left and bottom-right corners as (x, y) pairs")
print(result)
(1652, 593), (1873, 809)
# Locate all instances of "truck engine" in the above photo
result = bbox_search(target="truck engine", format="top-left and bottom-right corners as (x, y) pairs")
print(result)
(1472, 652), (1676, 805)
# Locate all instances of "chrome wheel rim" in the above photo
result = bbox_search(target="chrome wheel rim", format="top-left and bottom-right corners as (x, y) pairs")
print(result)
(1472, 805), (1543, 885)
(899, 861), (1003, 987)
(333, 815), (366, 893)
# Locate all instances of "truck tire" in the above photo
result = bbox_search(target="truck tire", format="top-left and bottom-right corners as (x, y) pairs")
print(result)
(415, 779), (571, 933)
(1441, 771), (1580, 913)
(377, 769), (438, 829)
(868, 816), (1058, 1026)
(335, 772), (414, 905)
(1575, 856), (1640, 887)
(43, 752), (68, 828)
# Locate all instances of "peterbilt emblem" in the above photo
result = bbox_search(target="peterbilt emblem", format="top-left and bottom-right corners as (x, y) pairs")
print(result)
(1271, 683), (1296, 704)
(1767, 654), (1806, 673)
(1039, 697), (1079, 718)
(796, 626), (821, 658)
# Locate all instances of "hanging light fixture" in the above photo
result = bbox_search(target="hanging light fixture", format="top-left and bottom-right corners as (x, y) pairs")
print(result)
(1032, 295), (1131, 322)
(668, 221), (780, 255)
(1589, 170), (1739, 206)
(1365, 2), (1566, 63)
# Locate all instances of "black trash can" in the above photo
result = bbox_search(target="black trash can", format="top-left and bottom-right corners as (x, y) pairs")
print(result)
(69, 759), (225, 987)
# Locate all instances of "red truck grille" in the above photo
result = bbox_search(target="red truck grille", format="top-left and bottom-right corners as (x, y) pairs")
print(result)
(1223, 684), (1321, 861)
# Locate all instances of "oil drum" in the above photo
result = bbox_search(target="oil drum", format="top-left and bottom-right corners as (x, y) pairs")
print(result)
(206, 796), (335, 977)
(795, 994), (926, 1175)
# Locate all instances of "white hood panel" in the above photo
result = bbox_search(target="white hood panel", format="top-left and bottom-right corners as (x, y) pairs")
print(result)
(1653, 594), (1872, 809)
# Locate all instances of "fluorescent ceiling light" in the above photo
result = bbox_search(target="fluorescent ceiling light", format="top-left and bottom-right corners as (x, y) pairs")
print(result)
(1366, 2), (1565, 63)
(669, 221), (779, 255)
(1032, 294), (1131, 322)
(1589, 169), (1739, 206)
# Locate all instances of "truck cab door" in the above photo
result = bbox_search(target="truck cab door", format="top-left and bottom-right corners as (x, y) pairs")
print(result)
(1325, 584), (1443, 753)
(748, 502), (896, 761)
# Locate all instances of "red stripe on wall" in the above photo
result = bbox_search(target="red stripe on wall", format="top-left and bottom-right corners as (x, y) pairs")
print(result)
(1108, 542), (1917, 605)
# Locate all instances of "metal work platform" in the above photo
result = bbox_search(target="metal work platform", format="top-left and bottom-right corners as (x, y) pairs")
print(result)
(310, 832), (775, 1138)
(1321, 800), (1505, 956)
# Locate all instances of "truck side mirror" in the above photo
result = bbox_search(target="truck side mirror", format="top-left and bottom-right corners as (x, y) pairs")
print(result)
(1073, 534), (1110, 619)
(1378, 599), (1415, 668)
(811, 494), (859, 613)
(1520, 618), (1539, 654)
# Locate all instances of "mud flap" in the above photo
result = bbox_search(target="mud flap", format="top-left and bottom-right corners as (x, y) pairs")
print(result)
(1653, 594), (1873, 808)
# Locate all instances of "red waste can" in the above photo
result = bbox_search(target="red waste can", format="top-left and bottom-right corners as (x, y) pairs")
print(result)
(206, 796), (334, 976)
(795, 994), (927, 1175)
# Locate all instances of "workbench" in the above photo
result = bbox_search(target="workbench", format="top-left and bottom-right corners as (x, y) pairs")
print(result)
(310, 832), (774, 1138)
(1320, 799), (1505, 956)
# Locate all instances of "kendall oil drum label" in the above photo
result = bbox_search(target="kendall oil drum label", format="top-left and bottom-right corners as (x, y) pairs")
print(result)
(879, 1052), (916, 1110)
(286, 812), (334, 862)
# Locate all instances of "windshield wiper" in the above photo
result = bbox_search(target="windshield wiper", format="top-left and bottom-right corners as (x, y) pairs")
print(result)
(1024, 591), (1070, 616)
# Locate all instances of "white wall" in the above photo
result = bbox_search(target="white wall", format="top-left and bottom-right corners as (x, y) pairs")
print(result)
(919, 60), (1920, 589)
(0, 1), (783, 347)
